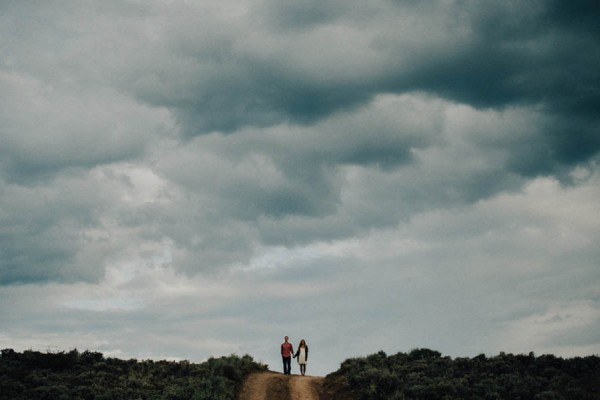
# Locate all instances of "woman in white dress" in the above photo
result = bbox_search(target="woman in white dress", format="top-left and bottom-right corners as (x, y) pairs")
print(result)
(294, 339), (309, 376)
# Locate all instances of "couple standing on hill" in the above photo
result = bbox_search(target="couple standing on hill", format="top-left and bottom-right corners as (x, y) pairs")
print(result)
(281, 336), (309, 376)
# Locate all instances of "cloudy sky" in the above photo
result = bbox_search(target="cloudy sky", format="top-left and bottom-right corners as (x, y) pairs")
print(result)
(1, 0), (599, 376)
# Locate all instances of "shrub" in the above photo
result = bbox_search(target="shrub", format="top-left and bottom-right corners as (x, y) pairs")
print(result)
(0, 349), (267, 400)
(325, 349), (600, 400)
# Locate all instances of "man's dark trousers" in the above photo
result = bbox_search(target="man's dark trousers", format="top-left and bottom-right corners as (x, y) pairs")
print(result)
(282, 356), (291, 375)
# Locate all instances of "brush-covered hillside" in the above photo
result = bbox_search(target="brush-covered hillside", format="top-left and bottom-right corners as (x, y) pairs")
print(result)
(323, 348), (600, 400)
(3, 347), (600, 399)
(0, 348), (267, 400)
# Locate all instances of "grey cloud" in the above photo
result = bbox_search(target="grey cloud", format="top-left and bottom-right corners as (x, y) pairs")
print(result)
(0, 163), (178, 285)
(1, 172), (598, 371)
(156, 95), (440, 231)
(545, 0), (600, 37)
(0, 177), (103, 284)
(261, 0), (352, 31)
(192, 4), (595, 112)
(505, 117), (600, 179)
(156, 95), (590, 253)
(0, 72), (171, 182)
(127, 0), (600, 175)
(5, 0), (597, 174)
(1, 0), (599, 287)
(0, 231), (76, 285)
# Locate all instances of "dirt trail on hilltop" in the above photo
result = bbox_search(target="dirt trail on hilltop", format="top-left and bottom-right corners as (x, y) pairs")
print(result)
(238, 372), (325, 400)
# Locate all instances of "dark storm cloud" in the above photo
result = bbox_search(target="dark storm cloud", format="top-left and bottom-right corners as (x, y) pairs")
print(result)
(546, 0), (600, 37)
(1, 0), (599, 286)
(158, 94), (440, 227)
(6, 0), (595, 175)
(115, 0), (599, 176)
(401, 1), (598, 109)
(0, 176), (108, 285)
(507, 116), (600, 178)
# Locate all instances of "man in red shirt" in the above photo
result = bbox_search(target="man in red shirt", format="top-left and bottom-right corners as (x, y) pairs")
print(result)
(281, 336), (294, 375)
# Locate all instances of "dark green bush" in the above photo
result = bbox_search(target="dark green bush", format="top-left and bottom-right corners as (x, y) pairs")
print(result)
(0, 349), (267, 400)
(326, 348), (600, 400)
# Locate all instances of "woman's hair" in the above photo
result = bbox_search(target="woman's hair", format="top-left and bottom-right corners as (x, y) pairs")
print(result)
(299, 339), (306, 347)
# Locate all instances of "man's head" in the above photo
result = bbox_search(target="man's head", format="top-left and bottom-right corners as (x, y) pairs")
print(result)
(284, 336), (289, 342)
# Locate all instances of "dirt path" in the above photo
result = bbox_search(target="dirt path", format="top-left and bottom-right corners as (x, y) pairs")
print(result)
(238, 372), (324, 400)
(289, 374), (323, 400)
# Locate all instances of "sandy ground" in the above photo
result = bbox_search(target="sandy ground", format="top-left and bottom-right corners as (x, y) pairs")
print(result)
(238, 372), (324, 400)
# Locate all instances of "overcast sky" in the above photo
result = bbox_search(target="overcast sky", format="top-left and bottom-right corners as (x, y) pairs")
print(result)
(1, 0), (599, 376)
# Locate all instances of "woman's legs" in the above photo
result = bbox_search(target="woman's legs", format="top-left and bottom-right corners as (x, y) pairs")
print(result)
(300, 364), (306, 375)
